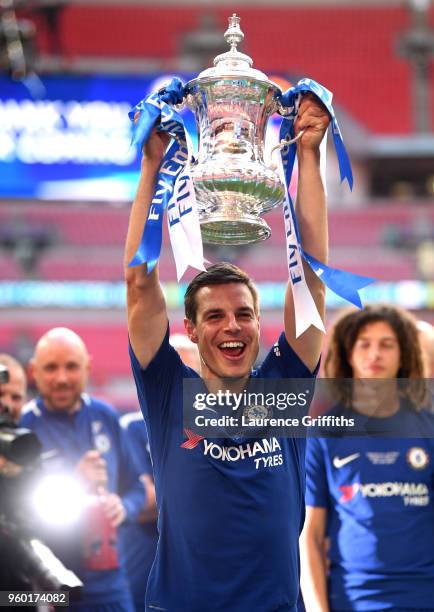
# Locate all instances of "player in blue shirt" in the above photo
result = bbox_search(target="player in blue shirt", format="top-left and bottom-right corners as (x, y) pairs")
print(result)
(301, 305), (434, 611)
(119, 412), (158, 612)
(21, 327), (146, 612)
(124, 94), (330, 611)
(119, 335), (199, 611)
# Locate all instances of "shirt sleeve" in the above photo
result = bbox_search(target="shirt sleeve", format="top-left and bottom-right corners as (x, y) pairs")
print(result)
(129, 324), (196, 465)
(129, 324), (184, 422)
(257, 332), (320, 379)
(305, 437), (329, 508)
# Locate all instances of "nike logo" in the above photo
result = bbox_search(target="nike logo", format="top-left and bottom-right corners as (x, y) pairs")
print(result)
(333, 453), (360, 469)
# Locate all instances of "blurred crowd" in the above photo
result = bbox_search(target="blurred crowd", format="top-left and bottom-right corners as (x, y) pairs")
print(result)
(0, 329), (200, 611)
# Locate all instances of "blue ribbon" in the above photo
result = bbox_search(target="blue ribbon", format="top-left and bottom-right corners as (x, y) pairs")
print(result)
(129, 76), (375, 306)
(128, 78), (188, 272)
(279, 77), (353, 190)
(302, 252), (375, 308)
(278, 78), (374, 307)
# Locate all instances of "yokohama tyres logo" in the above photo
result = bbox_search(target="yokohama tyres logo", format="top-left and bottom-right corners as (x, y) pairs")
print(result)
(339, 481), (429, 504)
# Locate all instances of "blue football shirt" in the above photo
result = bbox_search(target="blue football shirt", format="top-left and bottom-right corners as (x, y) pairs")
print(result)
(130, 327), (317, 612)
(306, 413), (434, 611)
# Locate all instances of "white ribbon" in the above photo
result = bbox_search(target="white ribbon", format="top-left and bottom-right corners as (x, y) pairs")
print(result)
(278, 135), (326, 337)
(282, 191), (326, 338)
(167, 131), (206, 280)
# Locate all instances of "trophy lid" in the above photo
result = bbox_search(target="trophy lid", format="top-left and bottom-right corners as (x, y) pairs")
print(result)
(192, 14), (272, 84)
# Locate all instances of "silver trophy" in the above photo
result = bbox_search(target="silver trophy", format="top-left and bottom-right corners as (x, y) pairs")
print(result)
(184, 14), (291, 245)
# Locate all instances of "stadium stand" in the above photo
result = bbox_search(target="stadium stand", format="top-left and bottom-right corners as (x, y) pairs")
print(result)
(0, 202), (432, 281)
(2, 2), (433, 407)
(22, 4), (434, 134)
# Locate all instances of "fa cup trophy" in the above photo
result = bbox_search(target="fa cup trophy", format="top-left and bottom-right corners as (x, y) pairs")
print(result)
(184, 14), (289, 245)
(129, 14), (366, 331)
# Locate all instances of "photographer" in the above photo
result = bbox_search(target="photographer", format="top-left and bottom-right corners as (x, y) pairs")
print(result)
(0, 354), (27, 424)
(0, 353), (32, 597)
(0, 355), (82, 609)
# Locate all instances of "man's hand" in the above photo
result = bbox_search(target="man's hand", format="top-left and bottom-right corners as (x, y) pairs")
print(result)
(139, 473), (158, 523)
(143, 129), (171, 168)
(134, 113), (170, 170)
(99, 491), (126, 527)
(295, 93), (330, 151)
(75, 450), (108, 489)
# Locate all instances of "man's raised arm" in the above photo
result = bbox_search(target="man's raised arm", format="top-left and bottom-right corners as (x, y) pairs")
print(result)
(284, 93), (330, 372)
(124, 131), (170, 368)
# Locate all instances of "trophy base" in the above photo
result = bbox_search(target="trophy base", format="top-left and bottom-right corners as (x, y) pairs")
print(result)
(200, 213), (271, 245)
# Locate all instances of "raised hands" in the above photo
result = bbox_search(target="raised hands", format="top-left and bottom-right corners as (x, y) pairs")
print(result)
(295, 93), (331, 151)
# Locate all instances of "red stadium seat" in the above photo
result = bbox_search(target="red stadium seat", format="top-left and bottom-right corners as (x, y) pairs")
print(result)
(24, 4), (434, 134)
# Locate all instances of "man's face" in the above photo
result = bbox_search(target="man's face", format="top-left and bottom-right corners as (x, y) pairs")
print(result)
(0, 366), (26, 423)
(185, 283), (260, 381)
(350, 321), (401, 379)
(31, 338), (89, 413)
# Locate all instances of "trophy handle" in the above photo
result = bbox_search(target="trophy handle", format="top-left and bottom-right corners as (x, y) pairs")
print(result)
(268, 130), (304, 168)
(275, 100), (294, 117)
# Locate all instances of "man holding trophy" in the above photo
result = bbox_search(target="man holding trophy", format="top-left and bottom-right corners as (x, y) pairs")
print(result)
(124, 14), (356, 612)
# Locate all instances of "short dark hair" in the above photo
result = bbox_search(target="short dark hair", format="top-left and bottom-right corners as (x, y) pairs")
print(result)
(184, 263), (259, 323)
(324, 304), (428, 408)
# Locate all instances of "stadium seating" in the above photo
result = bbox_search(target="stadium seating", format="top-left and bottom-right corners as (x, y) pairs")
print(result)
(26, 4), (434, 134)
(0, 202), (430, 282)
(3, 3), (434, 407)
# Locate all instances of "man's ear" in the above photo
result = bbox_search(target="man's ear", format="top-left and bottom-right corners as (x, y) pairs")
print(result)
(184, 318), (198, 344)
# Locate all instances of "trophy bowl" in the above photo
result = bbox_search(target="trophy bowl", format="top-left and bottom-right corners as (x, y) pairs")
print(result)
(184, 15), (287, 245)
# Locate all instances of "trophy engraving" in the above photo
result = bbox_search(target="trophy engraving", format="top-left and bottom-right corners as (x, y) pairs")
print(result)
(185, 14), (287, 245)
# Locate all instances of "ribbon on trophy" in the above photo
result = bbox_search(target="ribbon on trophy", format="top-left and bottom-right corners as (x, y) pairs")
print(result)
(128, 76), (374, 337)
(128, 77), (206, 279)
(277, 78), (375, 337)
